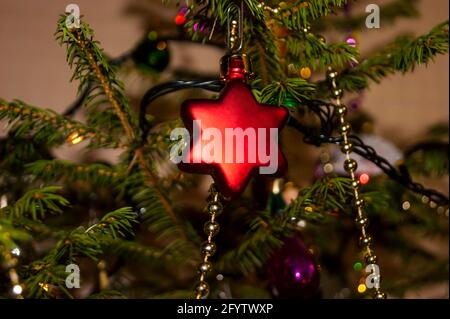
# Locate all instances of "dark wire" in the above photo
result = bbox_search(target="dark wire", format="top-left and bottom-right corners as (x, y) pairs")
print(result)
(288, 115), (449, 205)
(63, 81), (93, 117)
(139, 80), (223, 142)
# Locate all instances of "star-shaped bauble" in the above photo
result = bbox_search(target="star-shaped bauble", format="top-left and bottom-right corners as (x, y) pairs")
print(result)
(178, 79), (288, 197)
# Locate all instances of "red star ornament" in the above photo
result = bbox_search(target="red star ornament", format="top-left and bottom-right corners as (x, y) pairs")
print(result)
(178, 79), (288, 197)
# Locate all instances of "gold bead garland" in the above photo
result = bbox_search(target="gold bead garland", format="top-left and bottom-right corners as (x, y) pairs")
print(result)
(327, 67), (386, 299)
(194, 184), (224, 299)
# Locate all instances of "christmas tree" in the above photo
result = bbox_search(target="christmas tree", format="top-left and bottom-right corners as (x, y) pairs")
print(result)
(0, 0), (448, 300)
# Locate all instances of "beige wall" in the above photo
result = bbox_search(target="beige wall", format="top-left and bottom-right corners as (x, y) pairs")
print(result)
(0, 0), (448, 142)
(0, 0), (448, 154)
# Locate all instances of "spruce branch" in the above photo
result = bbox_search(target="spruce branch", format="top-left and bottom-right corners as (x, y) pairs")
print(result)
(285, 176), (354, 223)
(105, 239), (165, 262)
(69, 30), (135, 140)
(14, 218), (56, 238)
(324, 20), (449, 91)
(180, 0), (348, 30)
(314, 0), (419, 32)
(0, 218), (32, 251)
(1, 186), (70, 221)
(23, 207), (138, 298)
(84, 207), (137, 238)
(55, 16), (133, 137)
(245, 24), (284, 84)
(26, 160), (122, 187)
(257, 78), (316, 105)
(56, 15), (184, 241)
(119, 171), (198, 259)
(278, 0), (348, 30)
(254, 40), (271, 84)
(216, 215), (285, 274)
(24, 263), (73, 299)
(0, 135), (52, 174)
(287, 33), (358, 70)
(217, 177), (354, 275)
(0, 100), (120, 148)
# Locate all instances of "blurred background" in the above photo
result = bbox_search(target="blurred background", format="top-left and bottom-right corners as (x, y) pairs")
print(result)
(0, 0), (448, 298)
(0, 0), (448, 177)
(1, 0), (448, 141)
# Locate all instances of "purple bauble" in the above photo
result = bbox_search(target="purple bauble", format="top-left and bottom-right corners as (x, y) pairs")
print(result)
(267, 236), (320, 298)
(193, 22), (200, 31)
(346, 37), (357, 47)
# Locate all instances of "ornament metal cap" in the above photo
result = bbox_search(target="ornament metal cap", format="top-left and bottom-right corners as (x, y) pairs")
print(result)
(220, 54), (254, 82)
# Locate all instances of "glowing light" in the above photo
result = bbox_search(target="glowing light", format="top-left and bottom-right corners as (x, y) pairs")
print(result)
(67, 132), (84, 145)
(11, 248), (21, 256)
(194, 22), (207, 33)
(346, 37), (357, 47)
(194, 22), (200, 31)
(300, 67), (311, 79)
(353, 262), (363, 272)
(12, 285), (22, 295)
(147, 31), (158, 41)
(319, 152), (330, 163)
(402, 201), (411, 211)
(294, 271), (301, 280)
(39, 282), (49, 292)
(175, 15), (186, 25)
(323, 163), (334, 174)
(357, 284), (367, 294)
(359, 173), (370, 185)
(0, 195), (7, 208)
(156, 41), (167, 51)
(272, 179), (282, 194)
(297, 220), (307, 228)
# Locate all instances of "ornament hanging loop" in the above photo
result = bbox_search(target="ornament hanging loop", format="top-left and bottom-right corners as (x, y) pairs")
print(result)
(221, 1), (254, 82)
(226, 1), (244, 54)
